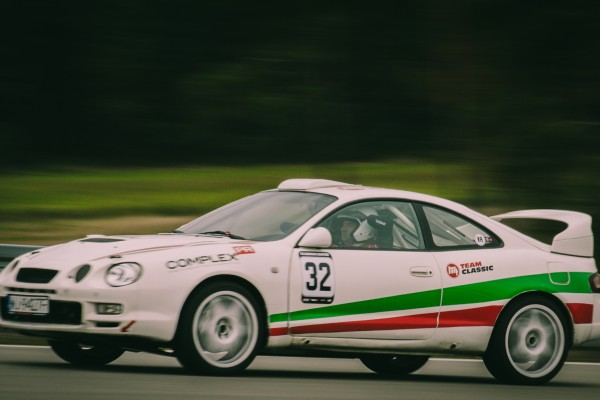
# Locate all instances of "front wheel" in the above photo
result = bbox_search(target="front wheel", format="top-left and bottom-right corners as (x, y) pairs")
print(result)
(483, 296), (570, 385)
(48, 340), (124, 366)
(175, 282), (264, 375)
(360, 354), (429, 376)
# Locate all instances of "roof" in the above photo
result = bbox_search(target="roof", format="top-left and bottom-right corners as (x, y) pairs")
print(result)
(276, 178), (473, 215)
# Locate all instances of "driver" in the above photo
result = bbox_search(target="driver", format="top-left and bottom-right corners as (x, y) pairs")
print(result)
(334, 207), (378, 248)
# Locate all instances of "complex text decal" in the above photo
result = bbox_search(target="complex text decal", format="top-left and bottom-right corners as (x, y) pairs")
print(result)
(166, 253), (238, 269)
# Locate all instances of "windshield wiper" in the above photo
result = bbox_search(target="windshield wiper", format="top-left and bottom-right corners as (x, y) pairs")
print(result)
(198, 231), (246, 240)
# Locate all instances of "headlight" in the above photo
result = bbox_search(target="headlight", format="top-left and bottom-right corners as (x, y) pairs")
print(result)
(105, 262), (142, 287)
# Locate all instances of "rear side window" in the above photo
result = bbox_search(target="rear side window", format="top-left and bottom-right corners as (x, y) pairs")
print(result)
(422, 206), (502, 249)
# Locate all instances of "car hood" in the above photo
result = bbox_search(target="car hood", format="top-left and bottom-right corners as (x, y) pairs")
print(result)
(18, 234), (236, 268)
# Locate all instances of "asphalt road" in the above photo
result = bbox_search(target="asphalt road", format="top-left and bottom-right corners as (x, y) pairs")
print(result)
(1, 346), (599, 400)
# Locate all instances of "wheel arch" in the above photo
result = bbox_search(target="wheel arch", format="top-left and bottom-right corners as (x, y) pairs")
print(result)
(488, 290), (575, 351)
(175, 274), (270, 347)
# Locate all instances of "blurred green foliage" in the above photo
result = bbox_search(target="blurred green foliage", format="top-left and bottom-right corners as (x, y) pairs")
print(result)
(0, 1), (598, 251)
(0, 161), (487, 244)
(0, 161), (482, 218)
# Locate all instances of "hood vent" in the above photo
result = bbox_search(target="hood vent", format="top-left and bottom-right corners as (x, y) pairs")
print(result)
(16, 268), (58, 284)
(80, 238), (124, 243)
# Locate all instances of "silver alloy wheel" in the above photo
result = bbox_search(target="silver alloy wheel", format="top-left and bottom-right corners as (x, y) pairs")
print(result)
(505, 304), (565, 378)
(192, 290), (258, 368)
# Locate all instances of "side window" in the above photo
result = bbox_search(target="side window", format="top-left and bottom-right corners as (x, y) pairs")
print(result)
(422, 206), (501, 249)
(317, 201), (424, 250)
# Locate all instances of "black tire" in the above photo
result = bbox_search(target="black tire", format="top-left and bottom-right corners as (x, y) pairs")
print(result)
(360, 354), (429, 376)
(48, 340), (124, 366)
(175, 281), (264, 375)
(483, 296), (570, 385)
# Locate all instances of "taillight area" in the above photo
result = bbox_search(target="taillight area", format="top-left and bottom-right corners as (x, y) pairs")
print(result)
(590, 272), (600, 293)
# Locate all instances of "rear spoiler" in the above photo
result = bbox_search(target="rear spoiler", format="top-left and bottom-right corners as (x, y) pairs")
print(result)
(491, 210), (594, 257)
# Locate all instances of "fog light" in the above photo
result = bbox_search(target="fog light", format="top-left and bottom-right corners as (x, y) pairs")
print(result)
(96, 303), (123, 315)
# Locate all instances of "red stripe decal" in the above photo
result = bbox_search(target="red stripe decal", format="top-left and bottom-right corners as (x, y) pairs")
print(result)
(92, 244), (190, 261)
(270, 303), (593, 337)
(566, 303), (594, 324)
(287, 306), (502, 335)
(269, 327), (288, 336)
(121, 320), (136, 333)
(289, 313), (438, 335)
(438, 305), (503, 327)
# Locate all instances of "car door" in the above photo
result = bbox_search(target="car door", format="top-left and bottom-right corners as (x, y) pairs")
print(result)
(288, 200), (442, 340)
(417, 204), (516, 329)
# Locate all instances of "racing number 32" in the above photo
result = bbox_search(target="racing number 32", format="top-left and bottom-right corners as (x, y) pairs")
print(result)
(300, 252), (335, 304)
(305, 262), (331, 291)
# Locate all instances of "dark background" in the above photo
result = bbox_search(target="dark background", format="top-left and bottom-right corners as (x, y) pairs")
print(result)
(1, 1), (599, 247)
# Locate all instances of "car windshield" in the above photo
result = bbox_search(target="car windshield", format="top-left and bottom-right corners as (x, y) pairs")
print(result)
(176, 191), (337, 241)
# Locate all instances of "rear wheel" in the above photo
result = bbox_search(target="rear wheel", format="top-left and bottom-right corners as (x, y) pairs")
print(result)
(175, 282), (264, 375)
(360, 354), (429, 376)
(483, 296), (569, 385)
(48, 340), (124, 366)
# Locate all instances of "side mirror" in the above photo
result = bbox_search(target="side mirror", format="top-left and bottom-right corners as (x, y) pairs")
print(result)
(298, 227), (332, 248)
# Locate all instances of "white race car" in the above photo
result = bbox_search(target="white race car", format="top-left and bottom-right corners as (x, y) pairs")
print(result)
(1, 179), (599, 384)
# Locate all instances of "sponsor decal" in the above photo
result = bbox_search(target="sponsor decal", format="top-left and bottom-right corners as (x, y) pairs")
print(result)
(166, 253), (238, 269)
(475, 234), (485, 246)
(447, 263), (460, 278)
(447, 261), (494, 278)
(234, 246), (255, 255)
(475, 234), (493, 246)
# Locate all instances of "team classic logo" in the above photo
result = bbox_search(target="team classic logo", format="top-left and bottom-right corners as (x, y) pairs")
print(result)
(447, 261), (494, 278)
(447, 263), (460, 278)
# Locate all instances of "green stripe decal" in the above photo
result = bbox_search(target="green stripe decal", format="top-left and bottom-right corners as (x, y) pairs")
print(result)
(443, 272), (591, 306)
(269, 272), (592, 324)
(271, 289), (441, 323)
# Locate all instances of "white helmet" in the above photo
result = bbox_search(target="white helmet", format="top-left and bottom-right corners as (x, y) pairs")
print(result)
(337, 206), (378, 242)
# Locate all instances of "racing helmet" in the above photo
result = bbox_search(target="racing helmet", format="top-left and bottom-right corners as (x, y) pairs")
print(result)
(336, 206), (378, 242)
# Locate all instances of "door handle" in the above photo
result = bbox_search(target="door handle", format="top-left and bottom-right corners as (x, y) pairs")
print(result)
(410, 266), (434, 277)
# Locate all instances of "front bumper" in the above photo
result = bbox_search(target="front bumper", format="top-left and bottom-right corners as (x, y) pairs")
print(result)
(0, 285), (178, 343)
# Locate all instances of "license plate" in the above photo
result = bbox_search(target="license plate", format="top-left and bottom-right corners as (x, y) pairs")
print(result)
(7, 295), (50, 315)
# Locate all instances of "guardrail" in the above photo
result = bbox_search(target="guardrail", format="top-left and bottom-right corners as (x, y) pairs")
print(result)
(0, 244), (43, 270)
